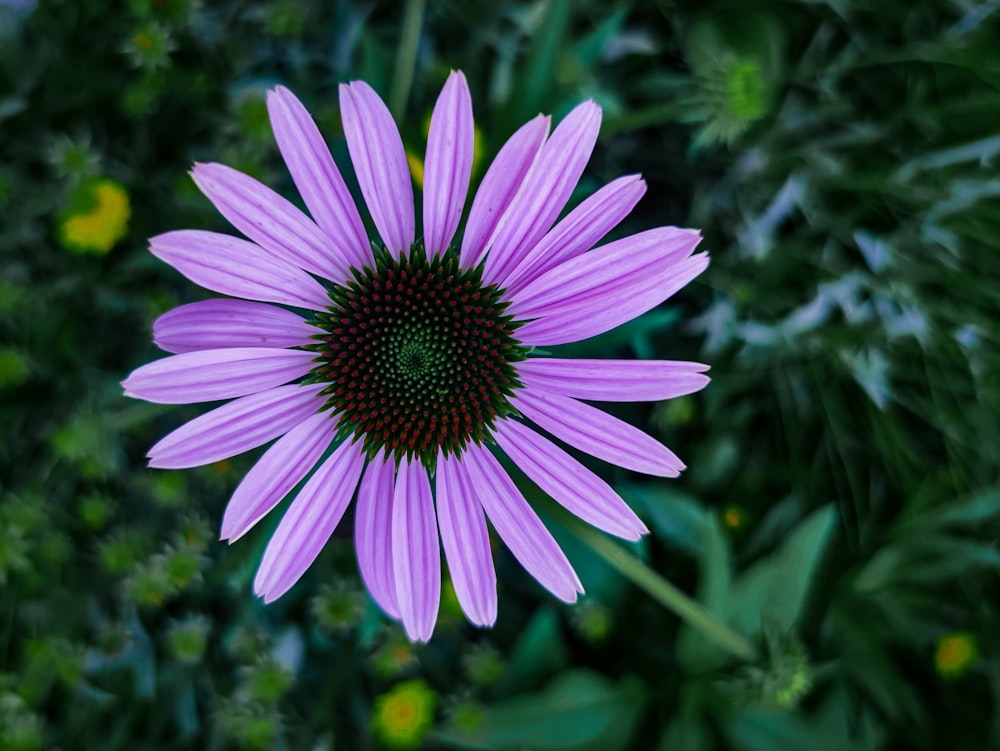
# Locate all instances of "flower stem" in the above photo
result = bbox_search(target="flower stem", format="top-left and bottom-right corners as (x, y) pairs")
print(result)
(390, 0), (425, 121)
(555, 509), (759, 663)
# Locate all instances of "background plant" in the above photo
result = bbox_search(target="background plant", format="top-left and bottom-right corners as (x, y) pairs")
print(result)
(1, 0), (998, 749)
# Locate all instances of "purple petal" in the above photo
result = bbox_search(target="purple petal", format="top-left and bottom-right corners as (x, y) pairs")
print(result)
(463, 444), (582, 602)
(510, 226), (700, 315)
(423, 71), (474, 256)
(191, 162), (350, 282)
(436, 450), (497, 627)
(267, 86), (372, 270)
(392, 458), (440, 643)
(221, 410), (336, 542)
(512, 388), (685, 477)
(339, 81), (415, 255)
(460, 114), (550, 269)
(355, 450), (400, 619)
(253, 438), (365, 602)
(150, 230), (330, 311)
(518, 358), (710, 402)
(122, 347), (315, 404)
(483, 101), (601, 285)
(510, 229), (707, 346)
(154, 299), (315, 354)
(493, 419), (648, 541)
(148, 383), (324, 469)
(502, 175), (646, 294)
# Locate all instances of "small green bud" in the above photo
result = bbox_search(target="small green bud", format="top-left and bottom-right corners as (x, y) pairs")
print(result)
(462, 643), (505, 687)
(570, 600), (614, 644)
(311, 581), (365, 634)
(79, 494), (113, 529)
(242, 658), (294, 705)
(168, 618), (211, 664)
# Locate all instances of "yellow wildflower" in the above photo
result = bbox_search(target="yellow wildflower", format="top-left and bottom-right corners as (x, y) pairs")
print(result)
(58, 179), (130, 254)
(406, 149), (425, 191)
(935, 632), (978, 679)
(371, 678), (437, 749)
(722, 503), (749, 532)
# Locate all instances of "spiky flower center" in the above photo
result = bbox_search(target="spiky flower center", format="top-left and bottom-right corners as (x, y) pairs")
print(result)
(308, 245), (529, 465)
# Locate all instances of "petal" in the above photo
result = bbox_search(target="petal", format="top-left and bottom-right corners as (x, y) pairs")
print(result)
(462, 444), (582, 602)
(150, 230), (330, 311)
(460, 114), (550, 269)
(517, 252), (709, 346)
(253, 438), (365, 602)
(518, 358), (711, 402)
(122, 347), (315, 404)
(392, 458), (440, 643)
(510, 228), (707, 346)
(436, 450), (497, 627)
(148, 383), (324, 469)
(221, 410), (336, 541)
(512, 388), (685, 477)
(423, 71), (474, 256)
(493, 419), (648, 541)
(267, 86), (372, 270)
(483, 101), (601, 285)
(510, 227), (701, 315)
(339, 81), (415, 255)
(154, 299), (315, 354)
(191, 162), (350, 282)
(502, 174), (646, 294)
(355, 450), (400, 619)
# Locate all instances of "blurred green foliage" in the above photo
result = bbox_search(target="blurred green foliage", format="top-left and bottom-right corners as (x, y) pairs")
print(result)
(1, 0), (998, 749)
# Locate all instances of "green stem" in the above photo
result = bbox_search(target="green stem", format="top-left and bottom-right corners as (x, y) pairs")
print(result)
(389, 0), (425, 121)
(556, 510), (759, 663)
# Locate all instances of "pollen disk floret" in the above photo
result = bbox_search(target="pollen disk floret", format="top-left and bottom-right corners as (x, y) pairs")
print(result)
(310, 245), (528, 463)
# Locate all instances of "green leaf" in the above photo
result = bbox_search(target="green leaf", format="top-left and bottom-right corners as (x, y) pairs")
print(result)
(721, 682), (882, 751)
(901, 486), (1000, 530)
(506, 0), (571, 131)
(620, 483), (709, 556)
(855, 534), (1000, 592)
(494, 606), (568, 695)
(435, 670), (646, 751)
(679, 506), (836, 672)
(726, 505), (837, 636)
(658, 689), (714, 751)
(573, 8), (627, 70)
(677, 515), (732, 673)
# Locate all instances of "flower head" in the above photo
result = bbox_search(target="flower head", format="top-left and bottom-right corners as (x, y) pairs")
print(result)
(123, 71), (710, 642)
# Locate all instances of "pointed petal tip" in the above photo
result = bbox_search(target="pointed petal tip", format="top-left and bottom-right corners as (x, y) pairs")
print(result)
(401, 619), (434, 644)
(253, 569), (281, 603)
(406, 631), (431, 645)
(468, 609), (498, 629)
(575, 99), (602, 120)
(623, 523), (649, 542)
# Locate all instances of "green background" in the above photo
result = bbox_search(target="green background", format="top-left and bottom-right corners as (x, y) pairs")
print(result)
(1, 0), (998, 748)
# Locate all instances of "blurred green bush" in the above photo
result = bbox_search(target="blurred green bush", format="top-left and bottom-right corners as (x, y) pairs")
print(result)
(1, 0), (998, 749)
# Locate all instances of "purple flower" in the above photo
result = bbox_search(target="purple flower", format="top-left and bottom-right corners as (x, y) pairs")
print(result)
(123, 71), (709, 642)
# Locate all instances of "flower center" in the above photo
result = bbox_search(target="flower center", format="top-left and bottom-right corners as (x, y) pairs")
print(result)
(308, 245), (529, 465)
